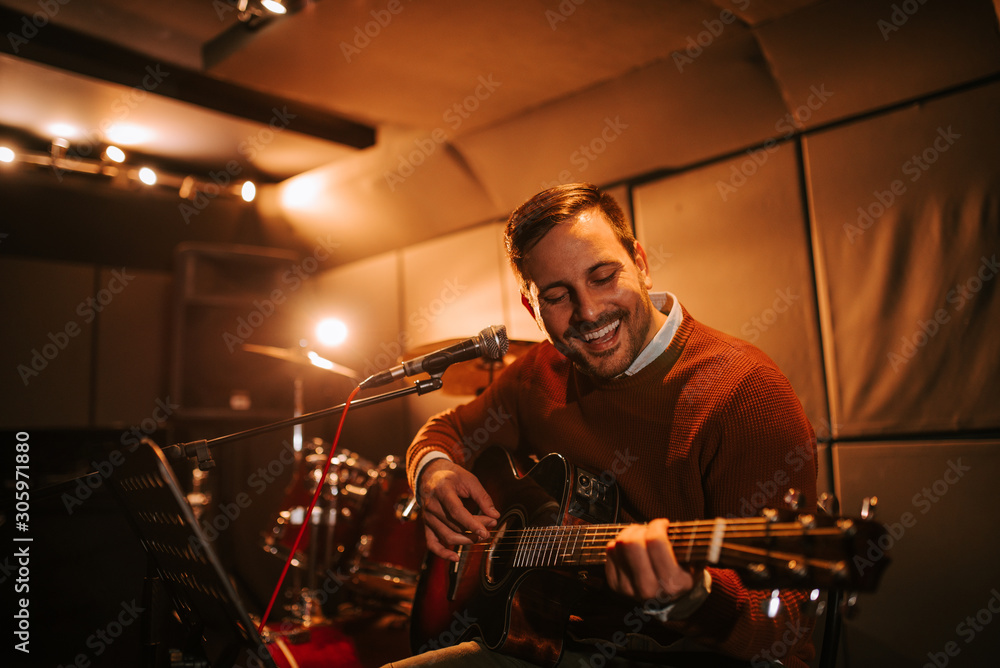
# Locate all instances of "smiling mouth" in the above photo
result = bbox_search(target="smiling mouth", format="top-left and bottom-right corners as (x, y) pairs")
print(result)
(580, 319), (620, 345)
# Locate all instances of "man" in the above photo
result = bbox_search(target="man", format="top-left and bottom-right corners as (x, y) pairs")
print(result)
(395, 183), (818, 667)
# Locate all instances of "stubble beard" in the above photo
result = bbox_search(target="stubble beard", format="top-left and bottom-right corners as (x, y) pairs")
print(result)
(556, 290), (657, 380)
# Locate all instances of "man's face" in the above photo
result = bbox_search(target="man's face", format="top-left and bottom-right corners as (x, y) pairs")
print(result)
(522, 209), (660, 379)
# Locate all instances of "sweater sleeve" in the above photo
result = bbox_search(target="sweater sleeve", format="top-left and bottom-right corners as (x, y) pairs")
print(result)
(405, 353), (526, 490)
(672, 363), (819, 667)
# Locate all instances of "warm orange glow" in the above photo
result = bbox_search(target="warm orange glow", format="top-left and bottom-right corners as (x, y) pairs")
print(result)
(316, 318), (348, 346)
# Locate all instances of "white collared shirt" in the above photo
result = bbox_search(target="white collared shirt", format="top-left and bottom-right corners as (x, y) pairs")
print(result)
(621, 291), (683, 376)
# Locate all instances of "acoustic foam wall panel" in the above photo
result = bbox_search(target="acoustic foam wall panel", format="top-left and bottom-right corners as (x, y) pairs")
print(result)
(834, 440), (1000, 668)
(805, 81), (1000, 438)
(0, 257), (97, 428)
(93, 268), (171, 427)
(632, 142), (829, 438)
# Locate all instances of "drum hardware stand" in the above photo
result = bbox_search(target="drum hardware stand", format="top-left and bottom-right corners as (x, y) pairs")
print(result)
(159, 377), (443, 640)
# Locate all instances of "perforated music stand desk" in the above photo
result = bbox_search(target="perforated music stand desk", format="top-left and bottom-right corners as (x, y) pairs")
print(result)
(108, 438), (278, 668)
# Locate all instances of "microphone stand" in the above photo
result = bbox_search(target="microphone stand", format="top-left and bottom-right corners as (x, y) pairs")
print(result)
(163, 376), (444, 470)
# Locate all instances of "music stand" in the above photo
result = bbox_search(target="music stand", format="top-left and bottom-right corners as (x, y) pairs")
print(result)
(107, 438), (278, 668)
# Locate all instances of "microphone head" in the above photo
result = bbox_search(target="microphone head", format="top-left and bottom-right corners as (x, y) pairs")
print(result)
(478, 325), (509, 360)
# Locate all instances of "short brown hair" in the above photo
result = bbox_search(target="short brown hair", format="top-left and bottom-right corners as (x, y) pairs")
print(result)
(504, 183), (635, 291)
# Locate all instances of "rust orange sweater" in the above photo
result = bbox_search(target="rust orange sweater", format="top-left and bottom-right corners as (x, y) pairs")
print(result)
(407, 306), (818, 666)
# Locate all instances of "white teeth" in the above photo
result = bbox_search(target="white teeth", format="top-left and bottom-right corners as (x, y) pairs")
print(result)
(582, 320), (619, 342)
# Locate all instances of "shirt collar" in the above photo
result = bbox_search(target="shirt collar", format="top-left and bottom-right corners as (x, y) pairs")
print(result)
(622, 291), (682, 377)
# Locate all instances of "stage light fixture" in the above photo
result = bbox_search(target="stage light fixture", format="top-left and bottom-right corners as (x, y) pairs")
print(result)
(241, 180), (257, 202)
(316, 318), (348, 346)
(261, 0), (287, 14)
(47, 123), (79, 139)
(138, 167), (157, 185)
(104, 145), (126, 163)
(0, 147), (14, 163)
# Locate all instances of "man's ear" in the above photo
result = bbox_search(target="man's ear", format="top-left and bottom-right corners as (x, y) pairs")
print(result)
(520, 293), (536, 320)
(634, 241), (654, 290)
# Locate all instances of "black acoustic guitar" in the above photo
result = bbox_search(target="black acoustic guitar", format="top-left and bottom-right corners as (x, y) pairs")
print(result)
(410, 446), (889, 667)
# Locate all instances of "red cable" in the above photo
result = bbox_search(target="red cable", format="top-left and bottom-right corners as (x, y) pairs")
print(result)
(257, 385), (361, 634)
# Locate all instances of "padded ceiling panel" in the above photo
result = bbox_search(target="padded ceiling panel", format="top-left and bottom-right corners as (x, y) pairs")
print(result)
(456, 31), (791, 212)
(806, 81), (1000, 438)
(261, 125), (504, 266)
(755, 0), (1000, 130)
(633, 142), (829, 438)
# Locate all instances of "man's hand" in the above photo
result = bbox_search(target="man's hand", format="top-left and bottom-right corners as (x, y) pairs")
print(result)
(418, 458), (500, 562)
(605, 519), (696, 602)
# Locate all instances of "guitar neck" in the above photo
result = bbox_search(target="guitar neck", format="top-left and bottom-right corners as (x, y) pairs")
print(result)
(510, 519), (729, 568)
(508, 516), (853, 577)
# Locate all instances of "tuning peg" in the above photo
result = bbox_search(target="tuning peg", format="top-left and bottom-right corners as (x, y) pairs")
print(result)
(783, 488), (805, 510)
(760, 507), (779, 522)
(861, 496), (878, 520)
(817, 492), (840, 516)
(761, 589), (782, 618)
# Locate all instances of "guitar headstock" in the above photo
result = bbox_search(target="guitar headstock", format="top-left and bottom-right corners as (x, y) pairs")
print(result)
(712, 504), (891, 594)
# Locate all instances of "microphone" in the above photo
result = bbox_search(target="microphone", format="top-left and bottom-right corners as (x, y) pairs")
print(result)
(359, 325), (508, 390)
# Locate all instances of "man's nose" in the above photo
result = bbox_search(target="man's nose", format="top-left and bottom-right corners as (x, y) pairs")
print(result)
(574, 288), (602, 323)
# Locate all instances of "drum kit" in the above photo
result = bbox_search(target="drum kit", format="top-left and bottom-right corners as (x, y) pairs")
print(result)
(260, 441), (426, 618)
(244, 336), (536, 625)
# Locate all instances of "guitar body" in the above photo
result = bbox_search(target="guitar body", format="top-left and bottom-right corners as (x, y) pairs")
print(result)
(410, 447), (619, 667)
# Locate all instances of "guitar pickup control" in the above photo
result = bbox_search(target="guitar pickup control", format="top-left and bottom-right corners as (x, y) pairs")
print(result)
(568, 468), (618, 524)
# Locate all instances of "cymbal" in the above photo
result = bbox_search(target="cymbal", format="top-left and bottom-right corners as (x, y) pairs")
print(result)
(241, 343), (360, 381)
(406, 339), (538, 395)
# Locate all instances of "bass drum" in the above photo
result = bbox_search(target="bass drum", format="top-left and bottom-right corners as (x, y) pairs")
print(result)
(262, 621), (361, 668)
(349, 455), (426, 608)
(261, 441), (372, 576)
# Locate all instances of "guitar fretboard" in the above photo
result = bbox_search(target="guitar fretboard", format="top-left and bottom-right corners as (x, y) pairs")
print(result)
(498, 517), (848, 574)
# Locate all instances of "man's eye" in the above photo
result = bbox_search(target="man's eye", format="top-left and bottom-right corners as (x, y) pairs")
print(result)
(594, 271), (617, 284)
(542, 293), (568, 304)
